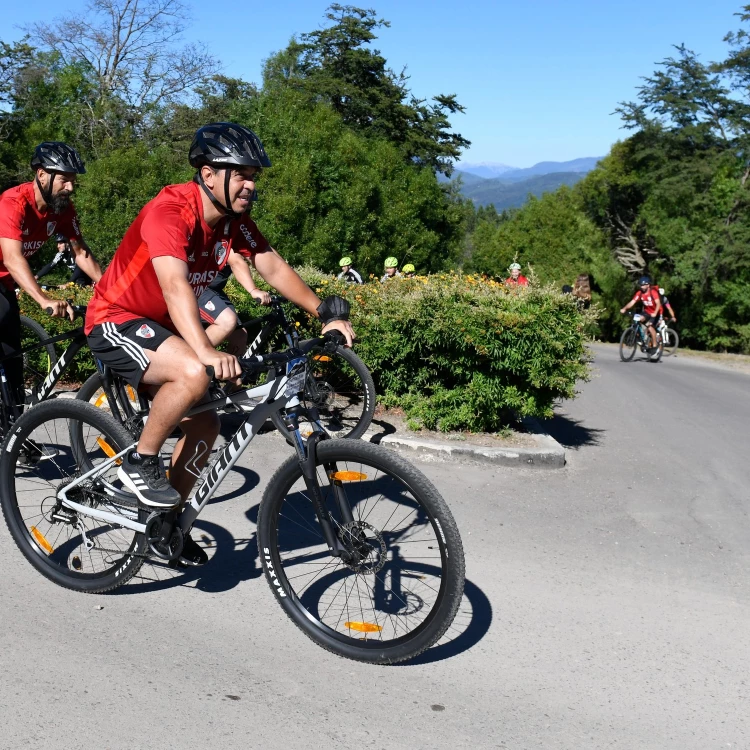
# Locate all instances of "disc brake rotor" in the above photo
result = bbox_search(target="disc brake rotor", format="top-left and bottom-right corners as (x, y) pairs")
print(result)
(338, 520), (387, 574)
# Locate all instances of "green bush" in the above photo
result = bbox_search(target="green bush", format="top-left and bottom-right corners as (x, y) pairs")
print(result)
(20, 269), (592, 432)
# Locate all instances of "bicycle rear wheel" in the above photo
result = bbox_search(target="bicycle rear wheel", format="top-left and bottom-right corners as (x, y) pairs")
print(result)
(662, 328), (679, 356)
(257, 439), (465, 664)
(271, 345), (376, 441)
(0, 399), (145, 593)
(619, 327), (637, 361)
(20, 315), (58, 393)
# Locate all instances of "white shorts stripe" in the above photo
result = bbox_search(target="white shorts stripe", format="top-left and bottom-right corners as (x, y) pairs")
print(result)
(102, 322), (149, 369)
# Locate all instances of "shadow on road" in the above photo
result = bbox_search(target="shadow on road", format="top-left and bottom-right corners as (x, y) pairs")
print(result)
(115, 514), (262, 595)
(544, 413), (605, 449)
(397, 576), (493, 666)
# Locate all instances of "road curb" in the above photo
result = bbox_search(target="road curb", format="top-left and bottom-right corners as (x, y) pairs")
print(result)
(362, 417), (566, 469)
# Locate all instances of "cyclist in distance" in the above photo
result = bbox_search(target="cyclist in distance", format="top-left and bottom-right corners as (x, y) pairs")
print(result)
(0, 142), (102, 418)
(381, 256), (400, 282)
(505, 262), (529, 287)
(84, 122), (355, 566)
(35, 233), (95, 287)
(402, 263), (415, 278)
(658, 287), (677, 325)
(337, 256), (363, 284)
(620, 275), (661, 349)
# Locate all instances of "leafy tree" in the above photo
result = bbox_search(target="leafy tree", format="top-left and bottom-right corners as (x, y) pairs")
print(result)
(264, 4), (469, 175)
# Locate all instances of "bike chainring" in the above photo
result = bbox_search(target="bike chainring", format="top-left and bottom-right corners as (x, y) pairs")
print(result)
(145, 512), (184, 561)
(338, 520), (387, 574)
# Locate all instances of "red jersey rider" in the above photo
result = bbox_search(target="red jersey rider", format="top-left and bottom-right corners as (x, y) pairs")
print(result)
(620, 275), (661, 348)
(85, 122), (354, 567)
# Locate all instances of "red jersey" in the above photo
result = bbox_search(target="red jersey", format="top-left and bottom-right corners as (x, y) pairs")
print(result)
(505, 275), (529, 286)
(85, 182), (269, 334)
(631, 287), (661, 315)
(0, 182), (82, 290)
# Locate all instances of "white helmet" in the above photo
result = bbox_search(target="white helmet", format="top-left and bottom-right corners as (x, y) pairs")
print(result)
(508, 262), (521, 271)
(659, 287), (665, 295)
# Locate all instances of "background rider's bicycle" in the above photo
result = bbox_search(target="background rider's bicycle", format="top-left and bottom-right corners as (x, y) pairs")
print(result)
(657, 317), (679, 357)
(76, 294), (376, 442)
(619, 312), (663, 363)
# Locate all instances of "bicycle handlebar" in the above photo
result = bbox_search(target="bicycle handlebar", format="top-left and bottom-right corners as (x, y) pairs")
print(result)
(44, 299), (87, 320)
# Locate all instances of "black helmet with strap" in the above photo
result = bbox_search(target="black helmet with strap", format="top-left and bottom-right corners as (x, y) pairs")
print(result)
(189, 122), (271, 218)
(30, 142), (86, 208)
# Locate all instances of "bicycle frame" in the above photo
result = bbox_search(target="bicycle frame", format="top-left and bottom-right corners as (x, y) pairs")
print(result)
(0, 326), (88, 425)
(57, 357), (347, 555)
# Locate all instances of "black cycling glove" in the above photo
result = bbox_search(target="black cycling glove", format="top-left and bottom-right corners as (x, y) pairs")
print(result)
(317, 295), (350, 324)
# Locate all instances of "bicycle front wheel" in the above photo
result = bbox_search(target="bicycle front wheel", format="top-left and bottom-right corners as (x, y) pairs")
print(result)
(619, 327), (637, 362)
(662, 328), (679, 356)
(0, 399), (145, 593)
(272, 345), (376, 441)
(257, 439), (465, 664)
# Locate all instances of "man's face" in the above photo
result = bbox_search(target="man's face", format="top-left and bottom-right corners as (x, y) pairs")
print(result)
(204, 166), (259, 213)
(341, 264), (351, 273)
(510, 268), (520, 280)
(640, 283), (650, 293)
(386, 266), (397, 277)
(57, 241), (67, 253)
(39, 170), (77, 213)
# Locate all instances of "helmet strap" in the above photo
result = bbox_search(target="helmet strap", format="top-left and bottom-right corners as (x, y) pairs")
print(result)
(196, 167), (241, 220)
(35, 170), (55, 210)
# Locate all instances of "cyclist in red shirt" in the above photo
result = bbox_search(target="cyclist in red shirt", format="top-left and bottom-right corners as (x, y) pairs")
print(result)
(0, 142), (101, 419)
(620, 275), (661, 349)
(505, 262), (529, 287)
(85, 123), (354, 566)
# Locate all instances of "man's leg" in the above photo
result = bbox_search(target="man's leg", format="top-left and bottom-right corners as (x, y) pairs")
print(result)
(204, 306), (240, 348)
(0, 287), (24, 415)
(137, 336), (212, 455)
(169, 409), (221, 503)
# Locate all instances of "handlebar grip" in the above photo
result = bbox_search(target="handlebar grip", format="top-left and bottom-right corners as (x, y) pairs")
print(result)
(324, 330), (347, 346)
(205, 366), (215, 379)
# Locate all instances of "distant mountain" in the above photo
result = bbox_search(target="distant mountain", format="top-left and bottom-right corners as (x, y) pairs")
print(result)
(498, 157), (602, 184)
(439, 169), (488, 187)
(461, 172), (586, 210)
(457, 162), (518, 179)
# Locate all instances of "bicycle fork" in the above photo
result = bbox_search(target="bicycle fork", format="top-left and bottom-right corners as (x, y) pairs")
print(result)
(286, 415), (355, 561)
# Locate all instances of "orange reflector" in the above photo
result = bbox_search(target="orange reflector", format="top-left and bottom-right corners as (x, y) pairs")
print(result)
(94, 393), (108, 408)
(312, 355), (332, 362)
(331, 471), (367, 482)
(96, 437), (122, 465)
(30, 526), (53, 555)
(346, 622), (383, 633)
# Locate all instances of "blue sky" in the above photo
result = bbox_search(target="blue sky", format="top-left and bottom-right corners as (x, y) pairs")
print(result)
(2, 0), (744, 166)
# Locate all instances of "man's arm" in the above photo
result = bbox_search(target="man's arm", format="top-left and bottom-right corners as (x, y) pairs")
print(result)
(70, 238), (102, 283)
(151, 255), (240, 380)
(35, 254), (61, 281)
(227, 250), (270, 305)
(620, 297), (637, 314)
(252, 248), (354, 345)
(0, 237), (70, 318)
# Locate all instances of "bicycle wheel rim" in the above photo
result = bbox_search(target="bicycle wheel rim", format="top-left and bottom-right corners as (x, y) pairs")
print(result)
(619, 328), (637, 361)
(1, 401), (142, 584)
(264, 446), (457, 655)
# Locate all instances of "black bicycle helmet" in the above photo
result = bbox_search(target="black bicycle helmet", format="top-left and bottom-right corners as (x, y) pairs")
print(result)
(638, 275), (651, 286)
(30, 142), (85, 209)
(31, 142), (86, 175)
(190, 123), (270, 218)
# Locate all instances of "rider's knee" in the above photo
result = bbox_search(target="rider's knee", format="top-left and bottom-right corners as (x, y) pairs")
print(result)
(182, 359), (211, 394)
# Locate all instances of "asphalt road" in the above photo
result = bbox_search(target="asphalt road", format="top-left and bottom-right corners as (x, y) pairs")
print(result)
(1, 344), (748, 749)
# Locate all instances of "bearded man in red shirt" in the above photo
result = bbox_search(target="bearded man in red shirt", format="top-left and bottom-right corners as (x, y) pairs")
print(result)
(85, 123), (354, 566)
(0, 142), (102, 420)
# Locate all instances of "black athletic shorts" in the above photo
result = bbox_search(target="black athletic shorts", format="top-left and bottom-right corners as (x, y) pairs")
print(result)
(87, 319), (173, 388)
(197, 289), (236, 325)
